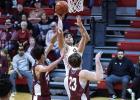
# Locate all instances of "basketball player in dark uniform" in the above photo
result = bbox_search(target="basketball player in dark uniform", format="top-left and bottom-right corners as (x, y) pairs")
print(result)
(68, 52), (104, 100)
(31, 34), (64, 100)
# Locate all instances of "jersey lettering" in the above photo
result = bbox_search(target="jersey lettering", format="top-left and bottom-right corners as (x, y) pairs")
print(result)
(69, 76), (77, 91)
(73, 48), (77, 53)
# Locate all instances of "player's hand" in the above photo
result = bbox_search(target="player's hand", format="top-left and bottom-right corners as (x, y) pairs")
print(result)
(56, 13), (62, 20)
(75, 15), (83, 27)
(95, 51), (103, 61)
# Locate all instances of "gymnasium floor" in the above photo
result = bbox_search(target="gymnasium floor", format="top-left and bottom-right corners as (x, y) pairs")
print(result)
(9, 92), (123, 100)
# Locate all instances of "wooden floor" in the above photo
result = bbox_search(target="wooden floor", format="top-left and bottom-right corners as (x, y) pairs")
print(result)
(9, 92), (123, 100)
(10, 93), (32, 100)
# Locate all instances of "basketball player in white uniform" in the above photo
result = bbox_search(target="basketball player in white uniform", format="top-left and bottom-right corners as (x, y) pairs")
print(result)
(57, 15), (90, 98)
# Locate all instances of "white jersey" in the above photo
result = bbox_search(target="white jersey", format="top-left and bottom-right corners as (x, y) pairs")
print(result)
(63, 45), (82, 99)
(63, 45), (82, 76)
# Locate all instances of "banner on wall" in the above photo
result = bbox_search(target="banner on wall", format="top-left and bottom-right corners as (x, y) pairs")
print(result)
(137, 0), (140, 9)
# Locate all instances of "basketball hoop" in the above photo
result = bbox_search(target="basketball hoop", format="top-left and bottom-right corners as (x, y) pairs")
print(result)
(67, 0), (84, 13)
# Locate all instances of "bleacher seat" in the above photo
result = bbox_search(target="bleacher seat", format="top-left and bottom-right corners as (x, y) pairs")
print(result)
(17, 0), (25, 4)
(130, 20), (140, 28)
(117, 0), (136, 7)
(43, 8), (54, 16)
(23, 7), (35, 15)
(16, 78), (27, 85)
(94, 0), (136, 7)
(125, 31), (140, 39)
(112, 54), (139, 64)
(117, 42), (140, 51)
(0, 17), (6, 24)
(44, 0), (49, 5)
(0, 8), (3, 14)
(10, 8), (18, 15)
(65, 19), (84, 26)
(69, 29), (77, 37)
(23, 7), (54, 16)
(97, 80), (132, 90)
(136, 10), (140, 17)
(94, 0), (101, 6)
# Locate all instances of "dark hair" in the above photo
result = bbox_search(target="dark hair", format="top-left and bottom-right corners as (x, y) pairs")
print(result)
(63, 32), (73, 38)
(31, 45), (44, 60)
(18, 46), (24, 51)
(117, 49), (124, 53)
(68, 53), (81, 68)
(0, 74), (12, 97)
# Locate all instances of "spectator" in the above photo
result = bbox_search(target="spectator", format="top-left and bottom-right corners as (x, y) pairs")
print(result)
(132, 56), (140, 100)
(0, 74), (12, 100)
(48, 0), (55, 8)
(0, 49), (9, 76)
(45, 22), (60, 60)
(106, 49), (135, 100)
(20, 14), (33, 32)
(10, 46), (35, 96)
(28, 0), (45, 39)
(12, 4), (25, 23)
(0, 19), (12, 42)
(0, 0), (13, 15)
(0, 19), (17, 54)
(37, 13), (51, 46)
(28, 0), (45, 24)
(31, 23), (40, 41)
(12, 14), (33, 31)
(39, 12), (51, 31)
(16, 21), (31, 46)
(26, 37), (36, 54)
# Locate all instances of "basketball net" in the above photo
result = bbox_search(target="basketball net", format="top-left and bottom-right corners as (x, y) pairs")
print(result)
(67, 0), (84, 13)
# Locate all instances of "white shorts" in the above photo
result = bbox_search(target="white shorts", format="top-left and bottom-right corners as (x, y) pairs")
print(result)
(64, 76), (70, 99)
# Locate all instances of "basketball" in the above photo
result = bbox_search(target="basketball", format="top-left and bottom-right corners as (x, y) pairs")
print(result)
(55, 1), (69, 16)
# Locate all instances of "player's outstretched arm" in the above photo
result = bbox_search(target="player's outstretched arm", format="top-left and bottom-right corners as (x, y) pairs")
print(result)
(37, 50), (64, 73)
(76, 16), (90, 43)
(57, 29), (65, 50)
(45, 33), (57, 56)
(79, 52), (104, 81)
(57, 15), (63, 31)
(95, 51), (104, 80)
(75, 16), (90, 53)
(56, 15), (66, 50)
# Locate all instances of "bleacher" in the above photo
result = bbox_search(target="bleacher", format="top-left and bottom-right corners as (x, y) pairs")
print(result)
(93, 0), (140, 97)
